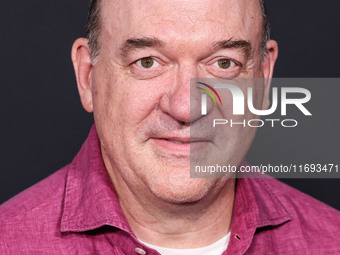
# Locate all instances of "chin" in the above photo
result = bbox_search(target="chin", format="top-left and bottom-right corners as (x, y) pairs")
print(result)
(149, 176), (217, 204)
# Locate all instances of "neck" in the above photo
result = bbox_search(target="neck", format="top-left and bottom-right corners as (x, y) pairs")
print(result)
(103, 154), (235, 249)
(125, 181), (235, 249)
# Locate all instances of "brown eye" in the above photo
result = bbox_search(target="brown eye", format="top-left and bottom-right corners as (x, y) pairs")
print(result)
(137, 57), (158, 69)
(217, 59), (232, 69)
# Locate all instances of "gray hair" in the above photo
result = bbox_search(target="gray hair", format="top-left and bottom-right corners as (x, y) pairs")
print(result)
(259, 0), (271, 57)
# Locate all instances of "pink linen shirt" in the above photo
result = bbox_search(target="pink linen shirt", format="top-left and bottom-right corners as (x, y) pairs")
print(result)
(1, 125), (340, 254)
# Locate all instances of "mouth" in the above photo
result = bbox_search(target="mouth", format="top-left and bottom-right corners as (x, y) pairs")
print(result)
(149, 137), (211, 155)
(167, 139), (190, 144)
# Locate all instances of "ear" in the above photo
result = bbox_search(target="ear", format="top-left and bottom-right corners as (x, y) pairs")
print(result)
(261, 40), (279, 109)
(71, 38), (94, 113)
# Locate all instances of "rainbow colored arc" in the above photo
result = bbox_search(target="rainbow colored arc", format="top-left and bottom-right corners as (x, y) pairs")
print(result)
(196, 82), (223, 106)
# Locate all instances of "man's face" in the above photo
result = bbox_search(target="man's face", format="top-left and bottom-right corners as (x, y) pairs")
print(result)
(81, 0), (275, 203)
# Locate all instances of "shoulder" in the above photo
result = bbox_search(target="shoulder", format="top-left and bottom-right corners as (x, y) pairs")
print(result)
(0, 165), (70, 253)
(0, 165), (69, 219)
(262, 177), (340, 220)
(255, 177), (340, 253)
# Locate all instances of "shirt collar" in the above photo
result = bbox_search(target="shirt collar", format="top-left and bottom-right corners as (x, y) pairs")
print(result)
(236, 165), (292, 227)
(60, 126), (291, 242)
(225, 165), (292, 254)
(60, 125), (133, 235)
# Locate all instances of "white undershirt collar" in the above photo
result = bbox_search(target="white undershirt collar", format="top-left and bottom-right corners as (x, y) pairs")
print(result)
(139, 232), (230, 255)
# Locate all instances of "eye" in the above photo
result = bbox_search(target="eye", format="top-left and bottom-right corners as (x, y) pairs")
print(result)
(214, 59), (236, 69)
(136, 57), (160, 69)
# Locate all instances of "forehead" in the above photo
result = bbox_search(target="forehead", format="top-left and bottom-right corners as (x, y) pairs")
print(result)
(100, 0), (262, 51)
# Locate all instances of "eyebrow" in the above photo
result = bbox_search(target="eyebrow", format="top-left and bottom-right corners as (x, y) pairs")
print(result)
(213, 39), (252, 60)
(120, 36), (252, 59)
(120, 37), (163, 56)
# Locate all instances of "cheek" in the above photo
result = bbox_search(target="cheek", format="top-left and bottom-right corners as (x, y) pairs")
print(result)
(248, 81), (266, 112)
(119, 86), (162, 128)
(214, 81), (264, 148)
(97, 75), (171, 137)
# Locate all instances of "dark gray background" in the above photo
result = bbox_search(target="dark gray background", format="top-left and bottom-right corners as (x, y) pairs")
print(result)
(1, 1), (339, 208)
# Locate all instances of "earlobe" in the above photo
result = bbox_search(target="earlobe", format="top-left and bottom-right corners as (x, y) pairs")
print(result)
(262, 40), (279, 109)
(71, 38), (94, 113)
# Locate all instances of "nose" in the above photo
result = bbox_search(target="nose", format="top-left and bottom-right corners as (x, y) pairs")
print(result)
(159, 63), (203, 124)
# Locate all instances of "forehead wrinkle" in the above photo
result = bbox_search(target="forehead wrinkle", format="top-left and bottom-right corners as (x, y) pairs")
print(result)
(102, 0), (262, 61)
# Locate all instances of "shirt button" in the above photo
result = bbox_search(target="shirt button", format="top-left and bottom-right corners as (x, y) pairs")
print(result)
(135, 247), (146, 255)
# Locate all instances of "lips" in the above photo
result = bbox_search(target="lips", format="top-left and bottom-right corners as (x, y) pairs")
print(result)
(149, 137), (211, 155)
(167, 139), (190, 144)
